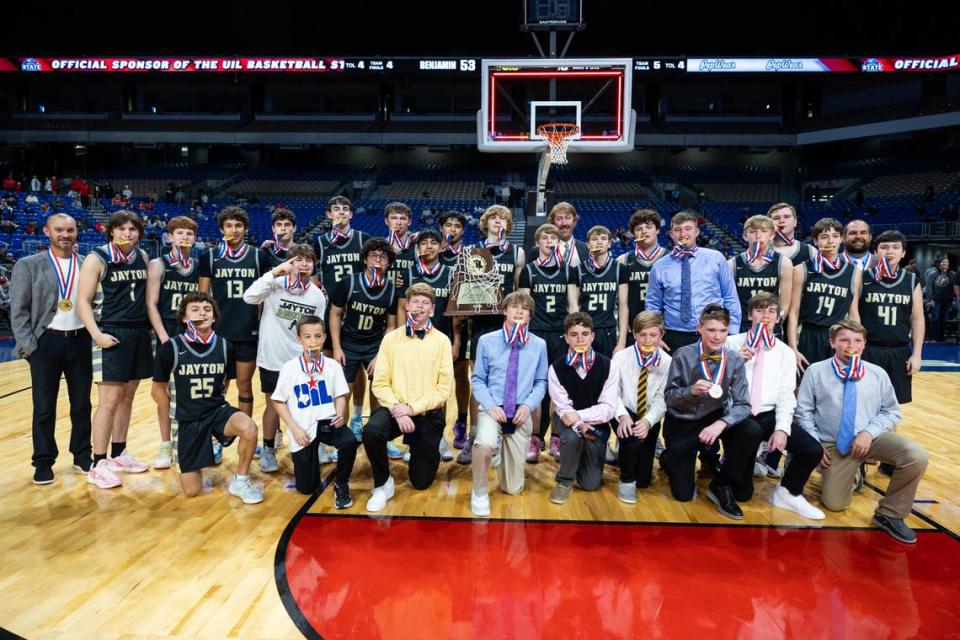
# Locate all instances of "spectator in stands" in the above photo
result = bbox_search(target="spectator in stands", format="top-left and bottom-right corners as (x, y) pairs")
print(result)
(24, 221), (37, 235)
(101, 181), (112, 199)
(25, 193), (39, 206)
(905, 259), (918, 276)
(43, 177), (52, 193)
(3, 174), (16, 193)
(147, 189), (159, 203)
(0, 247), (15, 266)
(122, 184), (133, 201)
(175, 185), (186, 205)
(501, 184), (510, 205)
(30, 175), (41, 192)
(925, 257), (956, 342)
(78, 180), (90, 208)
(164, 183), (175, 203)
(50, 176), (59, 194)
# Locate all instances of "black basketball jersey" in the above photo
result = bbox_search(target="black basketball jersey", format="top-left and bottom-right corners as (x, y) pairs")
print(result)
(859, 270), (917, 346)
(734, 253), (782, 330)
(265, 244), (290, 268)
(157, 254), (199, 328)
(779, 241), (816, 267)
(439, 245), (464, 268)
(332, 274), (397, 342)
(387, 239), (418, 290)
(622, 251), (664, 326)
(92, 245), (149, 328)
(168, 335), (231, 423)
(406, 264), (453, 335)
(314, 229), (367, 297)
(200, 246), (268, 342)
(521, 262), (574, 332)
(489, 244), (519, 299)
(578, 259), (626, 329)
(798, 262), (857, 327)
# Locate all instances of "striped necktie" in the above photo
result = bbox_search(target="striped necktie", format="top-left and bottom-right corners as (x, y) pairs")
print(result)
(636, 367), (649, 418)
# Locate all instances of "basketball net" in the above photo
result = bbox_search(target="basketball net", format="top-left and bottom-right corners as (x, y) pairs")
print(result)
(537, 123), (579, 165)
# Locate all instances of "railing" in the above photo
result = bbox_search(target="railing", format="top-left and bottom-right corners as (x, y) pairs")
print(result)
(19, 238), (163, 259)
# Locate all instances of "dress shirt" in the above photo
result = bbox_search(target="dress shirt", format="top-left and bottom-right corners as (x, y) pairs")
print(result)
(664, 342), (751, 428)
(726, 331), (797, 434)
(547, 360), (620, 425)
(471, 331), (549, 413)
(372, 325), (453, 415)
(646, 247), (742, 331)
(612, 347), (671, 427)
(795, 359), (901, 443)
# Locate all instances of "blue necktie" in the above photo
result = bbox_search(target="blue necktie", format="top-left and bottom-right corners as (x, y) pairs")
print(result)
(836, 379), (857, 455)
(680, 256), (693, 324)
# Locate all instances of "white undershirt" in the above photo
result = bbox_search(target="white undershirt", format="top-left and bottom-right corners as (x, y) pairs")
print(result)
(47, 255), (83, 331)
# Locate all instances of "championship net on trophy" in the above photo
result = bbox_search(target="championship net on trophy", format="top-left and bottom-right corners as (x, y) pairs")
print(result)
(444, 247), (503, 316)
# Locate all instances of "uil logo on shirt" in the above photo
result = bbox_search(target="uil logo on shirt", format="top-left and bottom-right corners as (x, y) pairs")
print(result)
(294, 378), (334, 409)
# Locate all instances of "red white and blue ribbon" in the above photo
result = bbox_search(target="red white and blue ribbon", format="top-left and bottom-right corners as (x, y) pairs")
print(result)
(485, 226), (509, 252)
(746, 323), (775, 351)
(217, 239), (248, 260)
(442, 234), (462, 257)
(774, 229), (794, 246)
(417, 257), (441, 277)
(671, 244), (698, 260)
(405, 311), (433, 337)
(874, 256), (898, 282)
(107, 242), (137, 265)
(167, 246), (191, 269)
(300, 350), (325, 377)
(745, 242), (774, 264)
(633, 343), (662, 369)
(327, 225), (351, 244)
(634, 243), (665, 262)
(832, 354), (865, 382)
(47, 248), (78, 301)
(272, 233), (289, 257)
(388, 229), (412, 252)
(362, 267), (385, 288)
(536, 247), (560, 268)
(284, 273), (310, 291)
(184, 320), (215, 345)
(810, 251), (843, 274)
(698, 340), (727, 385)
(502, 321), (529, 346)
(565, 347), (596, 372)
(586, 253), (609, 273)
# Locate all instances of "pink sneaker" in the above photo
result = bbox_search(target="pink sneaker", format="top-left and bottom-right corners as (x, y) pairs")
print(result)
(549, 435), (561, 460)
(526, 435), (541, 463)
(87, 459), (122, 489)
(112, 450), (149, 473)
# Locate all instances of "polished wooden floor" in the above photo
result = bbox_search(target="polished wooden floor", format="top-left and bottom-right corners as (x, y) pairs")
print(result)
(1, 358), (958, 639)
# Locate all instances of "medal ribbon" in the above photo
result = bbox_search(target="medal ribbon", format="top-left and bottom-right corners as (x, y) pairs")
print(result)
(48, 248), (78, 302)
(698, 340), (727, 386)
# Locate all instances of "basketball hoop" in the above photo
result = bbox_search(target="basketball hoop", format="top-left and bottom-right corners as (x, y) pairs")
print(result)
(537, 123), (580, 165)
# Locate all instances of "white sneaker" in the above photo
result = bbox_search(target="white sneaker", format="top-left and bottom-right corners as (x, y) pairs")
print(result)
(605, 445), (617, 464)
(753, 461), (768, 477)
(260, 446), (279, 473)
(770, 485), (825, 520)
(766, 464), (784, 479)
(439, 437), (454, 461)
(229, 476), (264, 504)
(365, 476), (395, 512)
(471, 491), (491, 517)
(112, 450), (149, 473)
(618, 481), (637, 504)
(154, 442), (173, 470)
(87, 459), (122, 489)
(402, 450), (411, 463)
(319, 445), (331, 465)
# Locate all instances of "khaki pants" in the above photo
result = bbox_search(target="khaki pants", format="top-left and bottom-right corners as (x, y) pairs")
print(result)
(472, 411), (532, 496)
(820, 432), (928, 519)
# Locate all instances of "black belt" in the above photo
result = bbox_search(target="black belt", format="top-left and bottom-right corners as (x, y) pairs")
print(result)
(44, 328), (86, 337)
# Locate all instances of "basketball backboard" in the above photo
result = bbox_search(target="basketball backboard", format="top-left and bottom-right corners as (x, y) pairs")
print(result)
(477, 58), (635, 154)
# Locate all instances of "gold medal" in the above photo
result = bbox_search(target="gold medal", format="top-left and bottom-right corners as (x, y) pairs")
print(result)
(58, 299), (73, 312)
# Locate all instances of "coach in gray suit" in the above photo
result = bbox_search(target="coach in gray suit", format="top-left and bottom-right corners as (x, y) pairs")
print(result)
(10, 213), (92, 485)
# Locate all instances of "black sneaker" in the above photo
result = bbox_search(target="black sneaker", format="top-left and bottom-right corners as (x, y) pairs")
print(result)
(706, 481), (744, 520)
(878, 462), (895, 477)
(73, 457), (92, 474)
(873, 514), (917, 544)
(33, 467), (54, 485)
(334, 483), (353, 510)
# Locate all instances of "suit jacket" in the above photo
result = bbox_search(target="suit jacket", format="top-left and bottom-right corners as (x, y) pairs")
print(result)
(10, 251), (76, 358)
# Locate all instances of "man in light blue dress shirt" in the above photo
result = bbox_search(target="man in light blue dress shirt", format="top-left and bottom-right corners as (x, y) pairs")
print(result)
(470, 291), (549, 517)
(646, 211), (741, 352)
